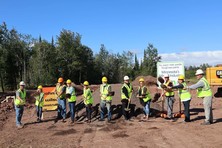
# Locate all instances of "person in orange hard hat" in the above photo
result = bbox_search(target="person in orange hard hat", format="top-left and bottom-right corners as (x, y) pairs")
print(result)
(55, 77), (67, 122)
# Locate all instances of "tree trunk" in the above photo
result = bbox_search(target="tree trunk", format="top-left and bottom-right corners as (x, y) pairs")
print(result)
(0, 72), (4, 92)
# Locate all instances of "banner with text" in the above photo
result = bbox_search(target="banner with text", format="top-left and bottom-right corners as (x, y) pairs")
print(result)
(42, 87), (58, 111)
(157, 62), (185, 85)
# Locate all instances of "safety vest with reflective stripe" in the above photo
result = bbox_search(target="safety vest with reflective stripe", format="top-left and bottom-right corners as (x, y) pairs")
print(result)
(165, 81), (174, 96)
(35, 92), (44, 107)
(121, 83), (133, 99)
(100, 84), (112, 101)
(197, 77), (212, 98)
(56, 84), (66, 99)
(66, 86), (76, 102)
(83, 88), (93, 105)
(138, 86), (152, 102)
(15, 89), (26, 106)
(179, 82), (191, 101)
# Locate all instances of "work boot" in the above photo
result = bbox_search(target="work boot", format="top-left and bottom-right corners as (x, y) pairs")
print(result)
(17, 124), (24, 129)
(201, 121), (211, 125)
(99, 118), (105, 121)
(62, 119), (66, 123)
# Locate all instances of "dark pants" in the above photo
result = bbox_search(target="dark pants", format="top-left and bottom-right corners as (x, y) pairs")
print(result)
(86, 104), (92, 121)
(183, 100), (191, 122)
(69, 101), (76, 122)
(121, 99), (130, 120)
(36, 106), (42, 120)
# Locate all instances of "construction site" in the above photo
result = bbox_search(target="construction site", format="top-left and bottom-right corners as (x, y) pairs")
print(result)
(1, 75), (222, 148)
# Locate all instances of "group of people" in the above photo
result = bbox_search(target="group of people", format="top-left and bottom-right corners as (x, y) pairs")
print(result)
(14, 68), (213, 129)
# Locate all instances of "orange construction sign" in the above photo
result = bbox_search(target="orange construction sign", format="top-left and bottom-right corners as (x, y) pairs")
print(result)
(42, 87), (58, 111)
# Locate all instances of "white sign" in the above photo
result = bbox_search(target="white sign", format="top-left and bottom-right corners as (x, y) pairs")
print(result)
(157, 61), (185, 85)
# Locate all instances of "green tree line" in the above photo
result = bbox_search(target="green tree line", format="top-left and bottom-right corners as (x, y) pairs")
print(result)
(0, 22), (161, 91)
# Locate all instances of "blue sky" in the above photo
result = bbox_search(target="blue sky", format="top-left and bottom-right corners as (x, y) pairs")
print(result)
(1, 0), (222, 66)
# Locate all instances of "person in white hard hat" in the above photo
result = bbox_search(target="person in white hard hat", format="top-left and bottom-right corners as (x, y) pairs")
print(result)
(14, 81), (26, 128)
(187, 69), (213, 125)
(162, 74), (175, 121)
(121, 76), (133, 120)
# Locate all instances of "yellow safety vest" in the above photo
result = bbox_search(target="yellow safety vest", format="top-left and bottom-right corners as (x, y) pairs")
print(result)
(15, 89), (26, 106)
(35, 92), (44, 107)
(179, 82), (191, 101)
(138, 86), (152, 102)
(165, 81), (174, 96)
(100, 84), (112, 101)
(121, 83), (133, 99)
(197, 77), (212, 98)
(83, 88), (93, 105)
(66, 86), (76, 102)
(56, 84), (66, 99)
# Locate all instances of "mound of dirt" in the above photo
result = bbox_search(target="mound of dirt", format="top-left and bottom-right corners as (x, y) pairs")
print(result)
(132, 75), (157, 86)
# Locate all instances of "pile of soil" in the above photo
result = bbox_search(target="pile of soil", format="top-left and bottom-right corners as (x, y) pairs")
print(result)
(132, 75), (157, 86)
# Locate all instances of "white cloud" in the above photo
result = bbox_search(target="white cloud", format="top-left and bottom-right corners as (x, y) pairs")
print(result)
(160, 50), (222, 66)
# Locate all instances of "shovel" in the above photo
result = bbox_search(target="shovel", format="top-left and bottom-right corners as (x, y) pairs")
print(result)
(125, 99), (131, 111)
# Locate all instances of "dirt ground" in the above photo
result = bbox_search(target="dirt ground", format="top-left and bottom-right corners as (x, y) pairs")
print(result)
(1, 82), (222, 148)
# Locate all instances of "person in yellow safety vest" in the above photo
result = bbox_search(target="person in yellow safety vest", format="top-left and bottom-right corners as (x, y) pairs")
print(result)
(136, 78), (152, 121)
(162, 74), (175, 121)
(15, 81), (26, 128)
(187, 69), (213, 125)
(32, 85), (44, 122)
(170, 75), (191, 122)
(66, 79), (76, 124)
(121, 76), (133, 120)
(82, 81), (93, 123)
(99, 77), (112, 122)
(54, 77), (67, 122)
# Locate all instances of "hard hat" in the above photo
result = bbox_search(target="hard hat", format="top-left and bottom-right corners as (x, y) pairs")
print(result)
(163, 74), (169, 78)
(124, 76), (129, 81)
(38, 85), (43, 89)
(83, 81), (89, 86)
(58, 77), (64, 83)
(139, 78), (144, 82)
(178, 75), (185, 80)
(102, 77), (108, 82)
(66, 79), (72, 84)
(195, 69), (204, 75)
(19, 81), (26, 86)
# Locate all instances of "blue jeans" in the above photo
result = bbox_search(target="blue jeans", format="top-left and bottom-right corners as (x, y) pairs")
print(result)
(69, 101), (76, 122)
(166, 96), (175, 118)
(36, 106), (42, 120)
(100, 100), (112, 120)
(143, 101), (151, 116)
(15, 105), (24, 126)
(57, 98), (66, 119)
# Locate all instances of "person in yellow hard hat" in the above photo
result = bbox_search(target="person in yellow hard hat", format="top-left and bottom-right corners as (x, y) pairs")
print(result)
(66, 79), (76, 124)
(136, 78), (152, 121)
(82, 81), (93, 123)
(31, 85), (45, 122)
(99, 76), (112, 122)
(14, 81), (26, 128)
(170, 75), (191, 122)
(54, 77), (67, 122)
(187, 69), (213, 125)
